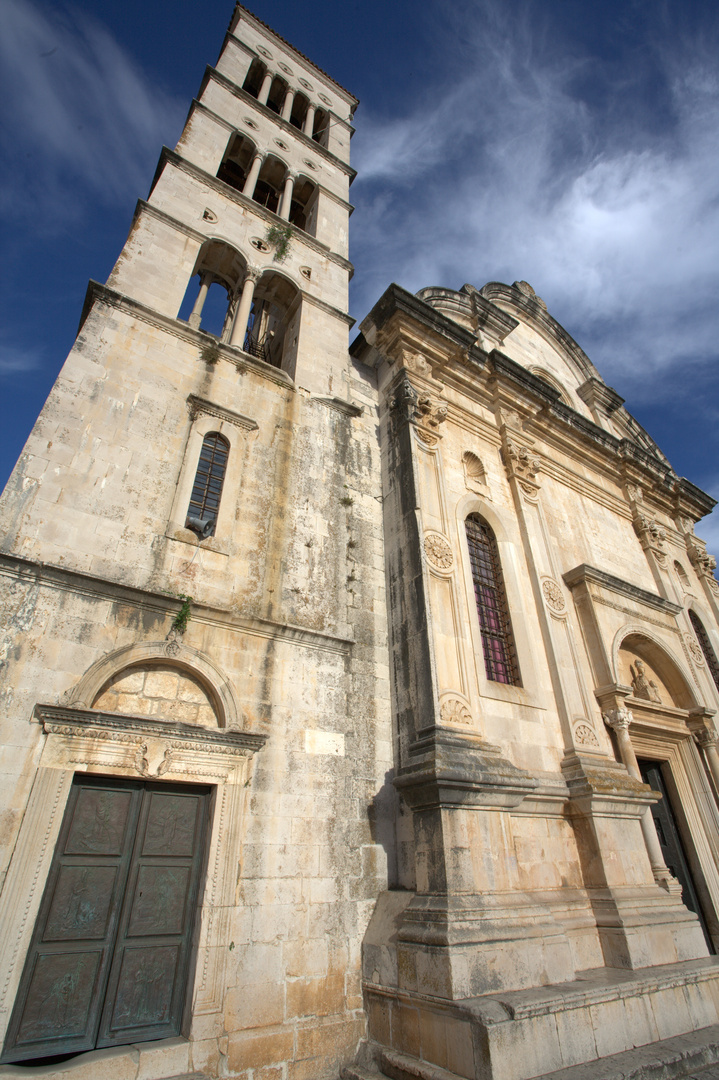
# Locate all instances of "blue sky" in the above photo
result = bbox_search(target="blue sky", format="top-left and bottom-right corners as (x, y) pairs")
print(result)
(2, 0), (719, 558)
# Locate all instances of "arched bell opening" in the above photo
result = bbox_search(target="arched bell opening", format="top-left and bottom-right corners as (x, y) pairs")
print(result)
(288, 176), (318, 236)
(243, 272), (301, 374)
(178, 239), (247, 339)
(266, 75), (288, 116)
(312, 107), (330, 147)
(216, 132), (256, 194)
(242, 57), (267, 99)
(289, 90), (309, 130)
(252, 154), (286, 215)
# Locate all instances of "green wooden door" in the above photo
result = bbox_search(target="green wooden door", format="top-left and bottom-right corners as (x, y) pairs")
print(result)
(2, 776), (211, 1064)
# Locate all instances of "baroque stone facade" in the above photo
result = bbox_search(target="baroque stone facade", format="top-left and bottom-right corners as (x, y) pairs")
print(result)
(2, 6), (719, 1080)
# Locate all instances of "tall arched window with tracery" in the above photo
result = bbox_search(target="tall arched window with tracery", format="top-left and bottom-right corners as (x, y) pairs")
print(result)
(186, 432), (230, 536)
(689, 610), (719, 692)
(465, 514), (521, 685)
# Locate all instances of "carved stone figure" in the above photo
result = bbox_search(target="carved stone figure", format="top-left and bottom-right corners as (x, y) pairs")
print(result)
(630, 659), (662, 704)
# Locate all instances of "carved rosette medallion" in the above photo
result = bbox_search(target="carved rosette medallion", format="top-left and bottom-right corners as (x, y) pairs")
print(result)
(439, 697), (472, 726)
(685, 634), (705, 667)
(541, 578), (566, 615)
(573, 722), (599, 747)
(424, 532), (454, 571)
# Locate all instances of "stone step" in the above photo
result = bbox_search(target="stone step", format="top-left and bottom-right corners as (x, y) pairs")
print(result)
(342, 1067), (387, 1080)
(532, 1024), (719, 1080)
(367, 1024), (719, 1080)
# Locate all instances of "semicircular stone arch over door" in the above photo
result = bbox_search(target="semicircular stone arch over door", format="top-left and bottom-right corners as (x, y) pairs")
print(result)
(1, 775), (212, 1064)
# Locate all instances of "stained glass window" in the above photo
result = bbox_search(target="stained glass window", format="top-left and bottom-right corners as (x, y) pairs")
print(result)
(465, 514), (521, 686)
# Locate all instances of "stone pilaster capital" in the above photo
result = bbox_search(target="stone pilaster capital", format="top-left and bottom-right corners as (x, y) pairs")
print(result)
(603, 707), (634, 732)
(389, 374), (447, 446)
(694, 727), (719, 750)
(244, 265), (263, 284)
(501, 436), (542, 497)
(686, 534), (719, 592)
(632, 512), (668, 565)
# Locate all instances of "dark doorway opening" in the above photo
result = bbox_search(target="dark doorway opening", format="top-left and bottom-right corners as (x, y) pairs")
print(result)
(638, 758), (714, 953)
(1, 776), (212, 1064)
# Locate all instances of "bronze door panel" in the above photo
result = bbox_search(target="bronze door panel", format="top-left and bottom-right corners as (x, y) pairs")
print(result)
(1, 779), (143, 1062)
(1, 778), (211, 1064)
(65, 786), (136, 855)
(43, 865), (119, 941)
(15, 951), (102, 1047)
(97, 784), (210, 1047)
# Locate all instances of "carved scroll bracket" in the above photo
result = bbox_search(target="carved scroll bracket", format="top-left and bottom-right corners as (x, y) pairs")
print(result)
(685, 534), (719, 595)
(390, 374), (448, 447)
(632, 513), (669, 567)
(501, 434), (542, 499)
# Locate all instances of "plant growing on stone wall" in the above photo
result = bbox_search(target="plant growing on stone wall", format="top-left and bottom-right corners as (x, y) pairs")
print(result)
(200, 341), (221, 366)
(172, 594), (193, 635)
(265, 223), (294, 262)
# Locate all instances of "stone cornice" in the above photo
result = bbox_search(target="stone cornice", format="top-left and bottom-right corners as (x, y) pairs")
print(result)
(311, 395), (363, 417)
(78, 279), (297, 388)
(187, 394), (259, 431)
(480, 280), (600, 385)
(563, 563), (683, 615)
(354, 282), (485, 367)
(229, 7), (358, 107)
(35, 704), (267, 756)
(152, 149), (354, 273)
(201, 66), (357, 178)
(577, 377), (625, 416)
(0, 554), (355, 654)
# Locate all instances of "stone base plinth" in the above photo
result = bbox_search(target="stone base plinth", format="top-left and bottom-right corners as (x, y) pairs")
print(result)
(363, 958), (719, 1080)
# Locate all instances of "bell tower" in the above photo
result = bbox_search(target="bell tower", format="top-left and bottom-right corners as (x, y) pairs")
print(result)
(105, 5), (356, 391)
(0, 9), (389, 1079)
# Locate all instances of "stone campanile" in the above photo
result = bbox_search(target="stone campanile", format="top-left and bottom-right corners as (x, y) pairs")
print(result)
(0, 8), (391, 1079)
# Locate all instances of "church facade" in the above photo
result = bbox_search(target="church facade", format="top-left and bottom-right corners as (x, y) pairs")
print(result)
(1, 6), (719, 1080)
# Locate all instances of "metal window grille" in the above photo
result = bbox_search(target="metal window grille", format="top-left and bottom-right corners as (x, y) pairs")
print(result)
(465, 514), (521, 686)
(689, 610), (719, 692)
(187, 433), (229, 522)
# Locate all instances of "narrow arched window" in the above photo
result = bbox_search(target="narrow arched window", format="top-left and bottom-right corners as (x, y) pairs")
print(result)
(675, 560), (690, 589)
(465, 514), (521, 685)
(186, 432), (229, 537)
(689, 610), (719, 692)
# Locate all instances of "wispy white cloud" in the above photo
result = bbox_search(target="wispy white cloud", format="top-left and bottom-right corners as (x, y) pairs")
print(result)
(0, 0), (185, 224)
(350, 0), (719, 399)
(0, 343), (43, 376)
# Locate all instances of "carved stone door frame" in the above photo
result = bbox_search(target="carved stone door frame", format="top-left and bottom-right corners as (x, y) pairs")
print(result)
(0, 706), (265, 1052)
(628, 699), (719, 951)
